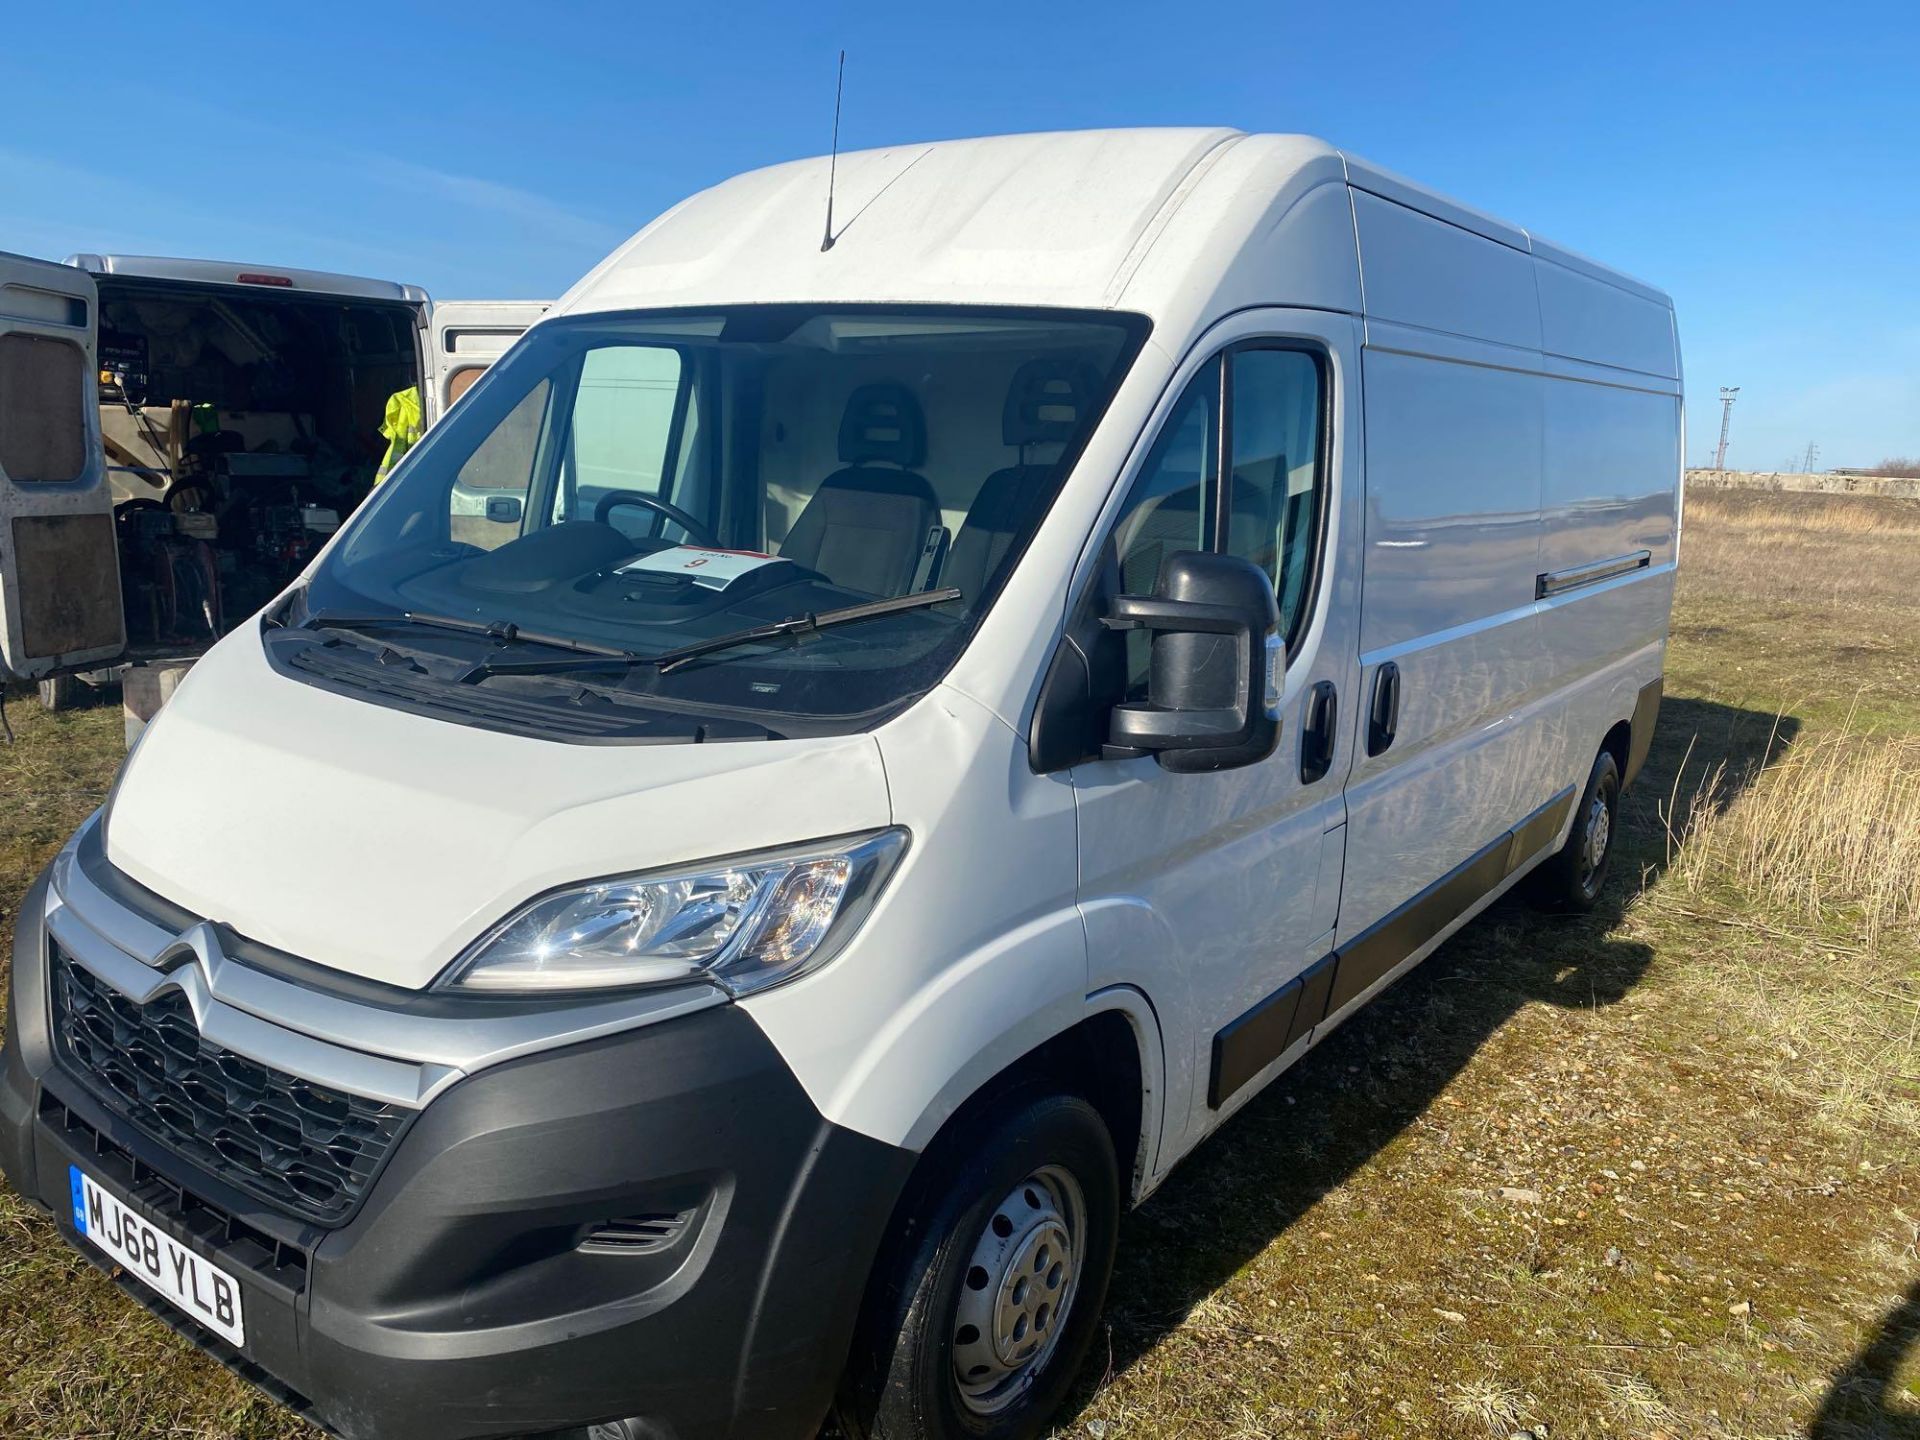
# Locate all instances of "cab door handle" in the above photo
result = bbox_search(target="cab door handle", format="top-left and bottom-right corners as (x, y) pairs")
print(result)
(1300, 680), (1337, 784)
(1367, 661), (1400, 757)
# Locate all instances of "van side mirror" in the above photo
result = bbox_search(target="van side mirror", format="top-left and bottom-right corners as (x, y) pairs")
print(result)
(1101, 550), (1283, 774)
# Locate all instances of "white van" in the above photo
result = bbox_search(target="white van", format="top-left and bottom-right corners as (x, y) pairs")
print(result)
(0, 251), (543, 710)
(0, 130), (1680, 1440)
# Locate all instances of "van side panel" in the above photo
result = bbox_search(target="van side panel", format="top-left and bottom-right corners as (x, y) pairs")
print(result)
(1329, 186), (1679, 1005)
(1356, 345), (1545, 646)
(1534, 368), (1680, 799)
(1533, 246), (1679, 379)
(1337, 340), (1552, 939)
(1539, 378), (1680, 576)
(1349, 192), (1541, 350)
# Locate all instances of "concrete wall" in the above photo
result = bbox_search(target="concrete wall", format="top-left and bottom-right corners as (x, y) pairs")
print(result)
(1686, 468), (1920, 501)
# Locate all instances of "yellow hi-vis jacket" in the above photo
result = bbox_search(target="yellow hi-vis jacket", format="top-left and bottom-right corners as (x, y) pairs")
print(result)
(375, 386), (423, 484)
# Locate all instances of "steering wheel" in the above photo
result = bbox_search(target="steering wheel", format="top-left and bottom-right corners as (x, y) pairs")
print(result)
(166, 477), (218, 513)
(593, 490), (714, 546)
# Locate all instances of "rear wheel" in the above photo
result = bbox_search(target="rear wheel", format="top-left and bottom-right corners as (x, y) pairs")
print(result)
(837, 1092), (1119, 1440)
(1528, 747), (1621, 912)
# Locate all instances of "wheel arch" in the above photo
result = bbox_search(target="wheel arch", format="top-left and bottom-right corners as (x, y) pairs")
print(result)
(1620, 674), (1663, 790)
(903, 989), (1165, 1207)
(829, 993), (1166, 1421)
(1601, 716), (1632, 779)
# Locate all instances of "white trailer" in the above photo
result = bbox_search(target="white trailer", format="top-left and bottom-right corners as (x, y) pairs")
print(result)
(0, 251), (543, 707)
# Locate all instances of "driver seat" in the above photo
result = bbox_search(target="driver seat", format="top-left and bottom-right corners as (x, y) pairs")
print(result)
(779, 383), (941, 596)
(945, 357), (1103, 605)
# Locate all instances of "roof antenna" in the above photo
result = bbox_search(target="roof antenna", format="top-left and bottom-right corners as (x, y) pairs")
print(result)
(821, 49), (845, 252)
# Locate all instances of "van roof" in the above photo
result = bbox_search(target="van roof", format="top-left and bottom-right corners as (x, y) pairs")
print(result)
(555, 127), (1671, 362)
(68, 253), (426, 305)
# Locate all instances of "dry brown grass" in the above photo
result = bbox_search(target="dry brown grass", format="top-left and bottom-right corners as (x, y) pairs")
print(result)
(1672, 487), (1920, 751)
(1688, 488), (1920, 535)
(1623, 689), (1920, 1147)
(1648, 489), (1920, 1153)
(1669, 722), (1920, 945)
(1679, 489), (1920, 629)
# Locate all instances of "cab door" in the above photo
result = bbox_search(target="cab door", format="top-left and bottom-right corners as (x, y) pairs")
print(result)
(423, 300), (550, 425)
(0, 252), (124, 682)
(1070, 309), (1365, 1172)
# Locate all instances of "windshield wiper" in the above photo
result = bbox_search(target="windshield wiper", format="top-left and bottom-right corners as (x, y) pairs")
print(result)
(303, 608), (642, 664)
(302, 590), (960, 684)
(650, 587), (963, 675)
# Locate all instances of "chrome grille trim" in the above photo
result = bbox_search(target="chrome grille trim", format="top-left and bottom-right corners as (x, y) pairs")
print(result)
(47, 906), (446, 1109)
(52, 955), (407, 1225)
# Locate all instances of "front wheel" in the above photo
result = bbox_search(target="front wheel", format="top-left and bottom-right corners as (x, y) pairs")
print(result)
(1528, 747), (1621, 912)
(836, 1093), (1120, 1440)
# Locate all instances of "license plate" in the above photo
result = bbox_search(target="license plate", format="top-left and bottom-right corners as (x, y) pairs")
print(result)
(70, 1165), (245, 1346)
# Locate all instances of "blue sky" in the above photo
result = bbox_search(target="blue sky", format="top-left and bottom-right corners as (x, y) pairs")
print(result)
(5, 0), (1916, 468)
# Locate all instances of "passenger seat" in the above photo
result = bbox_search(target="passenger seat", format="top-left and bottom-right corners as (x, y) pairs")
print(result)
(779, 384), (941, 596)
(945, 358), (1103, 606)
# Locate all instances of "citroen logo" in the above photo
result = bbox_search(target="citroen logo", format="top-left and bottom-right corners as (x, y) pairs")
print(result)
(151, 921), (230, 987)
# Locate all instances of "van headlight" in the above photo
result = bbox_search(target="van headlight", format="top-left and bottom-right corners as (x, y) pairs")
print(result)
(438, 829), (908, 997)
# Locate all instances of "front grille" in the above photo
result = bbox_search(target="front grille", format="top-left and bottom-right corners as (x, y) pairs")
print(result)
(41, 1091), (312, 1291)
(50, 947), (408, 1226)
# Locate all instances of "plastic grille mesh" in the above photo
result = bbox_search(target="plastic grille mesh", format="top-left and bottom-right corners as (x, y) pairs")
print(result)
(50, 946), (406, 1226)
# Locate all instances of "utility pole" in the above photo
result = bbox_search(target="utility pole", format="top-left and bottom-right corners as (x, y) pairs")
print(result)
(1713, 387), (1739, 470)
(1802, 441), (1819, 473)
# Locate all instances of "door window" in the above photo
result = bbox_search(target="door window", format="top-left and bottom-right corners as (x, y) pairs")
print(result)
(1108, 345), (1327, 697)
(1112, 357), (1220, 601)
(1229, 348), (1325, 631)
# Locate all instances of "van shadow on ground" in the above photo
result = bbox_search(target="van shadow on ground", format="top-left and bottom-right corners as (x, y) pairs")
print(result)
(1811, 1279), (1920, 1437)
(1056, 696), (1799, 1415)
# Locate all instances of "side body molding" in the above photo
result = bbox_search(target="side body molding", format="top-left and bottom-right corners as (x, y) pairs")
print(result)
(1205, 785), (1576, 1111)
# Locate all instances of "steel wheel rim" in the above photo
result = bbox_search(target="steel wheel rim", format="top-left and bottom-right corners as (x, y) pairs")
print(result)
(951, 1164), (1086, 1416)
(1579, 789), (1612, 889)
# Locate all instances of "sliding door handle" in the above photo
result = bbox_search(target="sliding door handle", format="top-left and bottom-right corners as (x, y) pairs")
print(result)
(1367, 661), (1400, 758)
(1301, 680), (1337, 784)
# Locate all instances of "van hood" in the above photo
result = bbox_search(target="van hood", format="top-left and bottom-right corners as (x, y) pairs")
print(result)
(102, 632), (893, 990)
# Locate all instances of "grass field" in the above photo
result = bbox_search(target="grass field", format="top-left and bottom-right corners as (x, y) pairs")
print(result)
(3, 487), (1917, 1439)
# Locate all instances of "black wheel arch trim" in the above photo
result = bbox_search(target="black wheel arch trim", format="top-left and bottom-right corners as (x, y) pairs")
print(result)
(1624, 676), (1663, 791)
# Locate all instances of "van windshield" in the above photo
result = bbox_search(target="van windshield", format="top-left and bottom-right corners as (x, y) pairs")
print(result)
(294, 307), (1144, 732)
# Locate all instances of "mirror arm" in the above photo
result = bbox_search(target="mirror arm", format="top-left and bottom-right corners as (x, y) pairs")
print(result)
(1100, 595), (1251, 637)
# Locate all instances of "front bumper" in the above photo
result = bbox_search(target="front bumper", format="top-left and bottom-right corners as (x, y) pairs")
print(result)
(2, 860), (914, 1440)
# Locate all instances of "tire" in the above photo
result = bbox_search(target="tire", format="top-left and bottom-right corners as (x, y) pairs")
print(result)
(37, 674), (83, 712)
(1528, 747), (1621, 913)
(836, 1092), (1120, 1440)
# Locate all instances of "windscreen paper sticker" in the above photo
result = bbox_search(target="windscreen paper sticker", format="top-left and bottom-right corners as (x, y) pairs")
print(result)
(617, 546), (788, 590)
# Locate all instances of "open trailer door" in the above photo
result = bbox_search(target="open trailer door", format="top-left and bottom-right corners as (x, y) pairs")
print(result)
(0, 252), (125, 683)
(423, 300), (550, 425)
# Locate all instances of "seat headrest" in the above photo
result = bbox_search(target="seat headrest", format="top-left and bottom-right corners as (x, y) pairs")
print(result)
(1003, 357), (1103, 447)
(838, 383), (927, 467)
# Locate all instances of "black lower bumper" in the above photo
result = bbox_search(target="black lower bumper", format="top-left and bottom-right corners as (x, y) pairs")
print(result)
(2, 862), (915, 1440)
